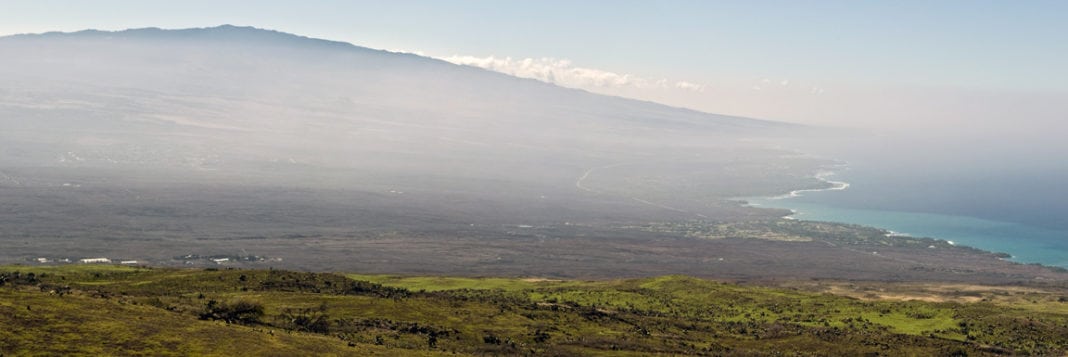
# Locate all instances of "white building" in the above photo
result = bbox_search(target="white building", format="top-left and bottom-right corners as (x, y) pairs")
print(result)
(79, 258), (111, 264)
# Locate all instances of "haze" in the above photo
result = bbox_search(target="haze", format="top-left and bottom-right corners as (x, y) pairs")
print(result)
(5, 1), (1065, 179)
(0, 1), (1065, 275)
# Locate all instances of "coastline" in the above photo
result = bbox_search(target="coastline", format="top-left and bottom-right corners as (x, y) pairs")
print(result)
(740, 163), (853, 208)
(765, 170), (851, 200)
(742, 166), (1068, 269)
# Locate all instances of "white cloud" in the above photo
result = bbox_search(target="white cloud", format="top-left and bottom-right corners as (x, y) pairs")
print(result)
(439, 55), (706, 92)
(674, 81), (706, 92)
(384, 48), (426, 56)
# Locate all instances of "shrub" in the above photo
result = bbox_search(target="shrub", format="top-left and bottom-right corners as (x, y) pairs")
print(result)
(199, 299), (264, 325)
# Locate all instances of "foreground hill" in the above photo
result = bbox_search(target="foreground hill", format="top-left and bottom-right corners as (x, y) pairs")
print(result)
(3, 266), (1068, 355)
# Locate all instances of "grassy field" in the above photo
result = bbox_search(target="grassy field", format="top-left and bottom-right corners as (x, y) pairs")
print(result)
(3, 265), (1068, 356)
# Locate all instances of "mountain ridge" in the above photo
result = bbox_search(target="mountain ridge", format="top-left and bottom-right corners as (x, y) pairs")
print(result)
(1, 24), (794, 130)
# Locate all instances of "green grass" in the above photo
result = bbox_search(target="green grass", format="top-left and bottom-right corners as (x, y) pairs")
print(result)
(4, 265), (1068, 356)
(0, 289), (438, 356)
(858, 303), (959, 335)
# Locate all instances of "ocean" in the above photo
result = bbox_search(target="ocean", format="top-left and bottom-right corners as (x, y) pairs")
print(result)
(749, 137), (1068, 268)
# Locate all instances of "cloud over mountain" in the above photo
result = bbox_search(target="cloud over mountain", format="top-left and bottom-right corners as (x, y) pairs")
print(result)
(440, 55), (706, 93)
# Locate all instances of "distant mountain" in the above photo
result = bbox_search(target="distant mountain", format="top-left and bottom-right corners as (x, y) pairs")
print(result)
(1, 25), (786, 130)
(0, 25), (830, 259)
(0, 25), (808, 192)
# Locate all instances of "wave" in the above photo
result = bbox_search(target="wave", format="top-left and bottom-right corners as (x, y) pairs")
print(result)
(766, 167), (851, 201)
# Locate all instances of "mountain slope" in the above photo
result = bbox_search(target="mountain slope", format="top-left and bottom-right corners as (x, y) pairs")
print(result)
(0, 25), (858, 274)
(0, 25), (820, 217)
(0, 25), (792, 172)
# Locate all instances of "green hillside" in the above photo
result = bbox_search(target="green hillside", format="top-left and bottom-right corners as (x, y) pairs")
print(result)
(3, 265), (1067, 356)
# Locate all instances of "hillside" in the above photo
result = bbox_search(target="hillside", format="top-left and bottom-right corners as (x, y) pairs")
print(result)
(0, 26), (839, 271)
(3, 265), (1068, 356)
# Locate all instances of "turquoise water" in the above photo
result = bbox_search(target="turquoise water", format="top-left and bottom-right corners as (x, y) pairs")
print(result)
(748, 190), (1068, 268)
(756, 135), (1068, 268)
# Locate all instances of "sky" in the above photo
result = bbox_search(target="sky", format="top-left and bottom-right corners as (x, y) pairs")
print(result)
(1, 0), (1066, 132)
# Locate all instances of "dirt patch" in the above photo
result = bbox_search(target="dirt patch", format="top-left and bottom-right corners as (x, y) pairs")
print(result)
(794, 281), (1066, 304)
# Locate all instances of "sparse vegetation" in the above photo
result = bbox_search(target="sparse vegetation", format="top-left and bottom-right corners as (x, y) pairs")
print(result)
(3, 265), (1067, 355)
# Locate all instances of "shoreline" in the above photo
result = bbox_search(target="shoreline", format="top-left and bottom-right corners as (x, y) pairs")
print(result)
(765, 170), (852, 200)
(739, 163), (853, 206)
(744, 166), (1068, 269)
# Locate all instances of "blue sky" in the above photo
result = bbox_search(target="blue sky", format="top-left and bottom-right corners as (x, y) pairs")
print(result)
(2, 0), (1065, 129)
